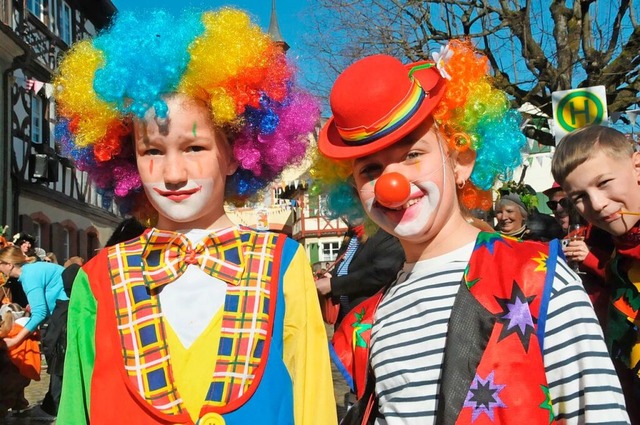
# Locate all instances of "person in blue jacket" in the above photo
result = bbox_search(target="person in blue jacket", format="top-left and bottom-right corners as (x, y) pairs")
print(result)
(0, 245), (67, 349)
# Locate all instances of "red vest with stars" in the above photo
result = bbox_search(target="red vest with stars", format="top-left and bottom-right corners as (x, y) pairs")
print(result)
(437, 233), (558, 425)
(334, 232), (560, 425)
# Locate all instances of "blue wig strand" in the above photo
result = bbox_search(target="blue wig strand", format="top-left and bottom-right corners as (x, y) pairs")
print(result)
(326, 183), (365, 222)
(93, 10), (205, 118)
(471, 110), (526, 190)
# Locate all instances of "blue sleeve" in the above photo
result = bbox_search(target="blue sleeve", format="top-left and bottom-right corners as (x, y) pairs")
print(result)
(23, 276), (48, 332)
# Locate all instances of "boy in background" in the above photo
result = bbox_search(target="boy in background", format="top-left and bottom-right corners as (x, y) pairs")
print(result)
(551, 124), (640, 423)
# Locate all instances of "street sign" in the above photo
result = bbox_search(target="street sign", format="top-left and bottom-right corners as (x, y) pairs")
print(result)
(551, 86), (608, 144)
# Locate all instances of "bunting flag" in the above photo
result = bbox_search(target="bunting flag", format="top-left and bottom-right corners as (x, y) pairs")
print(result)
(44, 83), (54, 99)
(24, 78), (35, 92)
(19, 77), (52, 97)
(627, 109), (640, 127)
(32, 80), (45, 94)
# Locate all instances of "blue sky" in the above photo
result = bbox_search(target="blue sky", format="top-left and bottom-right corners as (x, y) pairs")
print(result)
(110, 0), (316, 88)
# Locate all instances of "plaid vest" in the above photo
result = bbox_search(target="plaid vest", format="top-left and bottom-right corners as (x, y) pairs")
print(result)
(106, 227), (285, 417)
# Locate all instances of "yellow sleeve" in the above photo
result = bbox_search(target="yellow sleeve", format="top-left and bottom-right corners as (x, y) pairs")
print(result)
(283, 246), (338, 425)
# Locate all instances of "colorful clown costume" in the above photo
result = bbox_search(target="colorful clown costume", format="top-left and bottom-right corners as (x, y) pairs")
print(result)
(333, 232), (629, 424)
(58, 227), (336, 425)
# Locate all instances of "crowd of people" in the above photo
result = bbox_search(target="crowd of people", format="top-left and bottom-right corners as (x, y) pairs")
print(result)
(0, 6), (639, 425)
(312, 38), (638, 424)
(0, 231), (84, 418)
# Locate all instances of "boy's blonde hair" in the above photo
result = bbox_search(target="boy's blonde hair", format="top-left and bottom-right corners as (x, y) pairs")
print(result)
(551, 125), (633, 185)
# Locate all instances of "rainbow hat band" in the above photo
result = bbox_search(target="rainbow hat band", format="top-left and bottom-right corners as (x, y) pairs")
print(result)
(336, 77), (426, 145)
(319, 55), (446, 160)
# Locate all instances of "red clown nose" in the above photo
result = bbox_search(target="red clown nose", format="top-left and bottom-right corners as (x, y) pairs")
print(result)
(374, 172), (411, 208)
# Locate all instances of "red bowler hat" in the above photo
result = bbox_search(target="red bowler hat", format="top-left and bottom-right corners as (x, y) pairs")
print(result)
(318, 55), (446, 160)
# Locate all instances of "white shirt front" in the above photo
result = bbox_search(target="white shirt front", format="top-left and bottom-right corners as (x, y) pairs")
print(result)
(158, 228), (227, 348)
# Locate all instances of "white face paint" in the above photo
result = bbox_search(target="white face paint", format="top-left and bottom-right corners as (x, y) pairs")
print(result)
(134, 94), (238, 231)
(353, 120), (467, 247)
(143, 179), (214, 225)
(363, 180), (441, 238)
(352, 121), (473, 261)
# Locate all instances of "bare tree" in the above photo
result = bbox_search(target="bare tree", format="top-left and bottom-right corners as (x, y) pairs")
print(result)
(302, 0), (640, 117)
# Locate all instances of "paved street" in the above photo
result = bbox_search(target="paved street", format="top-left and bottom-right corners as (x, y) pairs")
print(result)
(3, 373), (55, 425)
(2, 324), (350, 424)
(329, 324), (352, 422)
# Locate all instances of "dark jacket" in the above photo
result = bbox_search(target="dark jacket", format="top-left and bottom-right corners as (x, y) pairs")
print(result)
(41, 263), (80, 376)
(331, 228), (405, 313)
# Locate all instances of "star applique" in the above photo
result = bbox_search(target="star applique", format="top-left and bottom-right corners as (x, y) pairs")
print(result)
(531, 251), (549, 273)
(463, 371), (507, 422)
(495, 281), (537, 351)
(539, 385), (554, 424)
(351, 308), (372, 349)
(475, 232), (511, 255)
(464, 273), (481, 290)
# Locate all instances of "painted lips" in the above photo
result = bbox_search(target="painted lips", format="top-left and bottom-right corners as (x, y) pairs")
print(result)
(153, 186), (202, 202)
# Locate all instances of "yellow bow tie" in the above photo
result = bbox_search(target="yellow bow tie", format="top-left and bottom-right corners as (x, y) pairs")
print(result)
(140, 228), (246, 291)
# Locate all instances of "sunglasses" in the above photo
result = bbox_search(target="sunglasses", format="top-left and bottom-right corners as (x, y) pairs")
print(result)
(546, 198), (570, 211)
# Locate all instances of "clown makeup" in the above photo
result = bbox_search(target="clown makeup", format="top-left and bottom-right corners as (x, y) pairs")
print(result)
(134, 94), (238, 231)
(362, 180), (441, 238)
(352, 121), (456, 241)
(143, 179), (214, 224)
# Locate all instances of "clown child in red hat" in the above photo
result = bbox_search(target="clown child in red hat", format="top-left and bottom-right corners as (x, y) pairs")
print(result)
(53, 8), (336, 425)
(313, 40), (629, 424)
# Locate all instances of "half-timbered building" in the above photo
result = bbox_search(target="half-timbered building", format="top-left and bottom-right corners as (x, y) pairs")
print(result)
(1, 0), (118, 263)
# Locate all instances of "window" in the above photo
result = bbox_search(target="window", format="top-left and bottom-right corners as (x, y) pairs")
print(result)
(27, 0), (46, 21)
(87, 232), (100, 260)
(321, 241), (339, 262)
(307, 194), (319, 216)
(59, 1), (72, 45)
(32, 222), (41, 247)
(31, 95), (43, 144)
(62, 227), (70, 260)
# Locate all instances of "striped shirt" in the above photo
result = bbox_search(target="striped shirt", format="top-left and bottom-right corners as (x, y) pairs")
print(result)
(369, 241), (629, 425)
(337, 237), (360, 315)
(336, 237), (360, 277)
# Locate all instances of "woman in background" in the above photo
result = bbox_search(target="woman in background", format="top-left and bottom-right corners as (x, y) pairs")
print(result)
(0, 246), (67, 349)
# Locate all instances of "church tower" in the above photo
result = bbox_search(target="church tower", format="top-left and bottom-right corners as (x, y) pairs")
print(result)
(268, 0), (290, 52)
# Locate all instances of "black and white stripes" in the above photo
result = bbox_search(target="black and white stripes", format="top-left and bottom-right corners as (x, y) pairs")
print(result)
(369, 242), (629, 424)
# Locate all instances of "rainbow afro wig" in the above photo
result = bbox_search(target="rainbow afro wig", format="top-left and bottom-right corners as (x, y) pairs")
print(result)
(54, 8), (319, 222)
(310, 39), (526, 222)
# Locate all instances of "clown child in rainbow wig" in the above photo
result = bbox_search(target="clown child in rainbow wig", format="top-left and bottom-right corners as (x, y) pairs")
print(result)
(54, 9), (337, 425)
(313, 40), (629, 424)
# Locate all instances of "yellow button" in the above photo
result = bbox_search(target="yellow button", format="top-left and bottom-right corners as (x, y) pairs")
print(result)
(198, 412), (225, 425)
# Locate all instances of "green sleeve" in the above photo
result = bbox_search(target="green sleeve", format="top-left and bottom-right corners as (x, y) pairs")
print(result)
(57, 269), (96, 425)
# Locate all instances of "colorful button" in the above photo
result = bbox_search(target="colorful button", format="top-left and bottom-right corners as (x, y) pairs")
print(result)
(198, 412), (225, 425)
